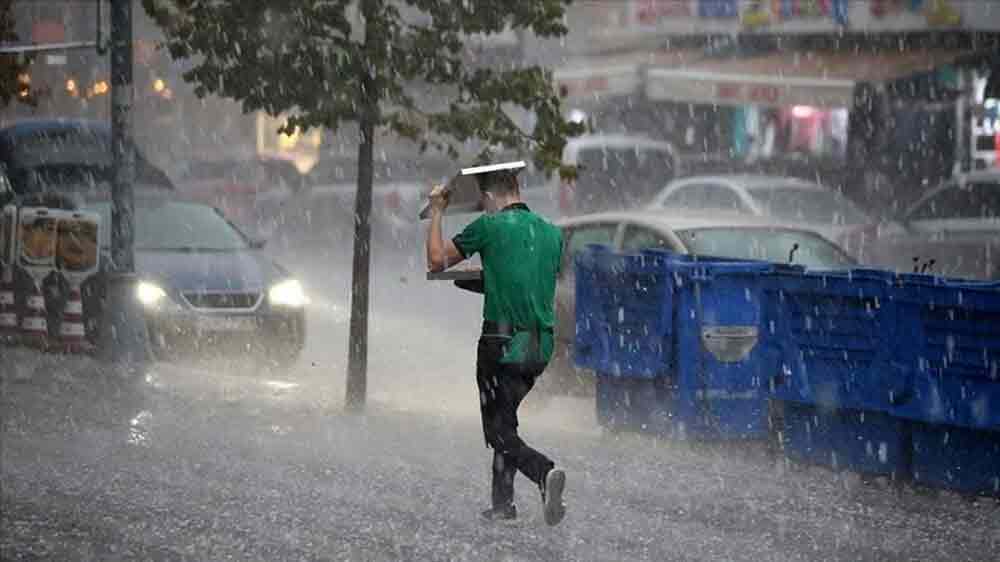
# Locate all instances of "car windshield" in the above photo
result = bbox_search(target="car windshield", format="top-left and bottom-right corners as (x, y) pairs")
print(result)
(675, 227), (856, 270)
(747, 186), (869, 225)
(89, 200), (249, 251)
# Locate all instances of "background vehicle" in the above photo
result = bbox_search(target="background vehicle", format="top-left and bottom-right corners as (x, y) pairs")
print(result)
(0, 119), (174, 199)
(82, 194), (307, 369)
(867, 170), (1000, 280)
(646, 174), (876, 258)
(557, 134), (679, 217)
(547, 211), (857, 395)
(173, 156), (308, 239)
(272, 156), (453, 254)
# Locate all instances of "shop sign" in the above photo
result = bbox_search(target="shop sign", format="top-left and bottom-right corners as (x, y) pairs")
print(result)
(870, 0), (960, 26)
(646, 68), (856, 108)
(741, 0), (849, 27)
(554, 66), (641, 101)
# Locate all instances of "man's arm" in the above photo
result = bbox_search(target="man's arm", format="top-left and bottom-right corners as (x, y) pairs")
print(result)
(426, 185), (465, 273)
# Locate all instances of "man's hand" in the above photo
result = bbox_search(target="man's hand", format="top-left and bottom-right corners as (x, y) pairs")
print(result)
(428, 184), (450, 213)
(426, 184), (464, 273)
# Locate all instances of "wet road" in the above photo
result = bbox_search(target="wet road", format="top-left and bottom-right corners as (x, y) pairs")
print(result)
(3, 244), (999, 561)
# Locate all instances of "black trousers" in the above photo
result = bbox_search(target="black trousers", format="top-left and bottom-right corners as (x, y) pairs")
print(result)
(476, 335), (554, 509)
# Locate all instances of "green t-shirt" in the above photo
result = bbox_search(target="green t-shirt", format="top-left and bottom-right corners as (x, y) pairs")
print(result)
(453, 203), (562, 364)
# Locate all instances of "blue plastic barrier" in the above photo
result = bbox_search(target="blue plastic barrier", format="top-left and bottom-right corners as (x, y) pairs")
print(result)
(573, 245), (615, 372)
(578, 247), (800, 440)
(910, 423), (1000, 497)
(595, 375), (669, 433)
(780, 401), (910, 480)
(576, 241), (1000, 482)
(666, 256), (790, 440)
(893, 275), (1000, 431)
(767, 269), (911, 415)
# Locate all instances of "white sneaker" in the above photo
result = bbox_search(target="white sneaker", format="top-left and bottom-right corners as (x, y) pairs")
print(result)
(542, 468), (567, 526)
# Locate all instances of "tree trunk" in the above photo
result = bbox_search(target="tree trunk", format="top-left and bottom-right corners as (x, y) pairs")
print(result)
(345, 97), (376, 412)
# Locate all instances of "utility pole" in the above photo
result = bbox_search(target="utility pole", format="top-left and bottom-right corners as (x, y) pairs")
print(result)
(99, 0), (150, 369)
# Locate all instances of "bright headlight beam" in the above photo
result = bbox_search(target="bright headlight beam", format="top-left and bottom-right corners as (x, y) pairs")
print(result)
(269, 279), (308, 307)
(136, 282), (167, 306)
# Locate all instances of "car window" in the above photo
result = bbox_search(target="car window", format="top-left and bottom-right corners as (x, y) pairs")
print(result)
(561, 222), (618, 278)
(676, 227), (855, 270)
(661, 183), (745, 213)
(621, 225), (674, 252)
(703, 185), (746, 212)
(661, 185), (704, 209)
(89, 200), (250, 251)
(748, 186), (870, 224)
(908, 181), (1000, 221)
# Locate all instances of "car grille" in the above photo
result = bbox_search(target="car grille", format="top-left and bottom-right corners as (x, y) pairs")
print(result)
(183, 292), (261, 310)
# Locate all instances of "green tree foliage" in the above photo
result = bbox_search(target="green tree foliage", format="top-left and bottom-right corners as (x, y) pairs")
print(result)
(143, 0), (582, 409)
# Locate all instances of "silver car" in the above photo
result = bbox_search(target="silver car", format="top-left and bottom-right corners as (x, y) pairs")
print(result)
(646, 174), (874, 259)
(546, 211), (857, 395)
(868, 170), (1000, 280)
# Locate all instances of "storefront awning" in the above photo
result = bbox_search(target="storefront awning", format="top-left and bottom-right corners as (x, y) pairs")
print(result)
(645, 49), (973, 109)
(553, 49), (705, 104)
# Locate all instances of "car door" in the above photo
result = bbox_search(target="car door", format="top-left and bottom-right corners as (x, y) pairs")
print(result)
(554, 221), (621, 360)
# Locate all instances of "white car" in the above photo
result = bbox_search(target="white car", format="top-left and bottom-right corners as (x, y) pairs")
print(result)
(556, 134), (679, 217)
(546, 211), (857, 395)
(646, 175), (874, 259)
(868, 170), (1000, 280)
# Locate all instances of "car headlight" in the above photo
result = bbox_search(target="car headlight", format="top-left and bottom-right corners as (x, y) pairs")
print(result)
(136, 281), (168, 307)
(269, 279), (308, 307)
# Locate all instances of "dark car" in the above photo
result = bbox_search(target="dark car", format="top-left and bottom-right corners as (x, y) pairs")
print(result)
(0, 119), (173, 199)
(82, 195), (307, 368)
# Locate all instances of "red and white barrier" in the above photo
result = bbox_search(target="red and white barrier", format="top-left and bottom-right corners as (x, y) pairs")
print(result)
(19, 281), (48, 347)
(58, 286), (86, 352)
(0, 205), (15, 338)
(1, 206), (101, 353)
(0, 268), (15, 337)
(55, 210), (101, 353)
(16, 207), (57, 349)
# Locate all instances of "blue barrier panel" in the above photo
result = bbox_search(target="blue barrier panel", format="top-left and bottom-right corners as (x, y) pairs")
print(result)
(594, 374), (668, 433)
(894, 275), (1000, 431)
(666, 257), (793, 440)
(574, 245), (614, 372)
(581, 246), (805, 440)
(575, 247), (676, 378)
(780, 401), (910, 480)
(910, 423), (1000, 497)
(767, 269), (909, 415)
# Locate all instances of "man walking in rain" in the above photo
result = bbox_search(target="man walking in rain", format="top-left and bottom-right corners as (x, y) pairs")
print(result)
(425, 162), (567, 526)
